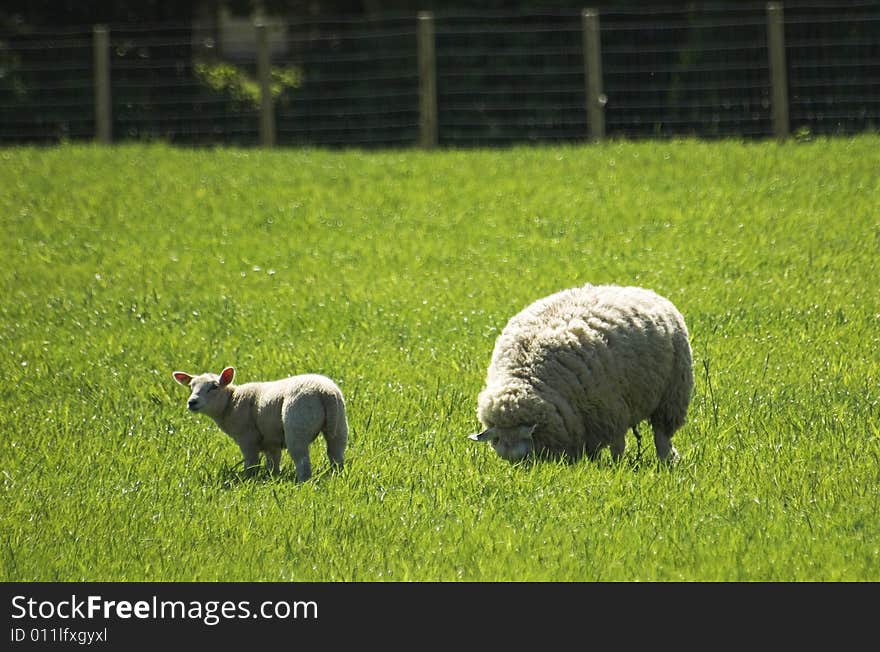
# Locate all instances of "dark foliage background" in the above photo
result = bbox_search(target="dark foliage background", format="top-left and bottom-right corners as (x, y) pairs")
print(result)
(1, 1), (877, 145)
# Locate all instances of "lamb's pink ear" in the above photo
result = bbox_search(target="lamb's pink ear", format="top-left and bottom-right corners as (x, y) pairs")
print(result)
(218, 367), (235, 386)
(172, 371), (193, 386)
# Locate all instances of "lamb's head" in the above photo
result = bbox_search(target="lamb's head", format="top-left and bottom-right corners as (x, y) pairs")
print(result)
(172, 366), (235, 418)
(469, 424), (537, 462)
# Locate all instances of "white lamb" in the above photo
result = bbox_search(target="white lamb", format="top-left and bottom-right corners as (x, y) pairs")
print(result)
(172, 367), (348, 482)
(469, 284), (693, 464)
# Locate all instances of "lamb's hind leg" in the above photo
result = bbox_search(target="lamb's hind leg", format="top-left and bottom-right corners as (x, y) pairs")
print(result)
(287, 440), (312, 482)
(324, 417), (348, 473)
(282, 396), (323, 483)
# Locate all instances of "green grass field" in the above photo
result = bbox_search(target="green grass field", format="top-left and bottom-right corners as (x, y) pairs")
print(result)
(2, 138), (878, 581)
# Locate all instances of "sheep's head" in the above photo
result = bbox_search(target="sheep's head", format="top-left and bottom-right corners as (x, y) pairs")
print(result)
(172, 367), (235, 418)
(468, 423), (537, 462)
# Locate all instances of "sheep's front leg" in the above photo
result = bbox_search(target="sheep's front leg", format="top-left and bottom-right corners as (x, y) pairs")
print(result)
(239, 442), (261, 477)
(584, 441), (602, 461)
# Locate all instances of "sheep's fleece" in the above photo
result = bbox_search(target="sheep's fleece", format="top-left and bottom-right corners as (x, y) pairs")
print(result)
(470, 284), (693, 463)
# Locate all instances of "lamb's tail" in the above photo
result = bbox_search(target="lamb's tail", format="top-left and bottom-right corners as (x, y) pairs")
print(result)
(323, 389), (349, 446)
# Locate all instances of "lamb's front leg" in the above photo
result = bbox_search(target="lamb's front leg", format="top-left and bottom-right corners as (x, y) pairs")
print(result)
(239, 442), (262, 477)
(264, 448), (282, 476)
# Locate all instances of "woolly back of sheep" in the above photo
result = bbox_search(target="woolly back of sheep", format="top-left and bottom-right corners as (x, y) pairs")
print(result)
(477, 284), (693, 459)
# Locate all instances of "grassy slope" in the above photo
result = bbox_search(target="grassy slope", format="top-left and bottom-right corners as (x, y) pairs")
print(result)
(1, 138), (878, 581)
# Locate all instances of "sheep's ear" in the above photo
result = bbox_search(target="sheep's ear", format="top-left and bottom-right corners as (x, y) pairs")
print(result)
(468, 428), (494, 442)
(172, 371), (193, 386)
(218, 367), (235, 386)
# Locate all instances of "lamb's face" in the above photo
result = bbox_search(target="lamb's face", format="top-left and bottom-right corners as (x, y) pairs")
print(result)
(183, 374), (228, 415)
(172, 367), (235, 418)
(469, 424), (536, 462)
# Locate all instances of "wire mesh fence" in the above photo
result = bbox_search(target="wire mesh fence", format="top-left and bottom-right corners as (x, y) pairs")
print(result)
(0, 27), (96, 143)
(786, 2), (880, 135)
(436, 12), (587, 145)
(111, 25), (259, 144)
(0, 2), (877, 147)
(277, 15), (419, 147)
(601, 4), (774, 138)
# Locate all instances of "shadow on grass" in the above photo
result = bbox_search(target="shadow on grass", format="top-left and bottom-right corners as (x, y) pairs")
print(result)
(201, 461), (343, 489)
(509, 442), (680, 475)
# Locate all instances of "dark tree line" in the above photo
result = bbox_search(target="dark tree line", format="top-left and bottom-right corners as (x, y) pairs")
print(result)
(1, 1), (877, 144)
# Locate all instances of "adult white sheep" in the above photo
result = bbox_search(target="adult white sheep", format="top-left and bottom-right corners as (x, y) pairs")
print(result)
(172, 367), (348, 482)
(469, 284), (693, 464)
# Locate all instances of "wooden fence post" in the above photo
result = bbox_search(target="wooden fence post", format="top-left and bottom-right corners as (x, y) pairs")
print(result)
(582, 9), (605, 142)
(417, 12), (438, 148)
(93, 25), (112, 143)
(767, 2), (789, 139)
(256, 22), (276, 147)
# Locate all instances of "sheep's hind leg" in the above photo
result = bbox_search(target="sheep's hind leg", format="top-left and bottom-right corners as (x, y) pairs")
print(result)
(609, 431), (627, 462)
(632, 425), (642, 460)
(652, 427), (679, 465)
(651, 399), (685, 465)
